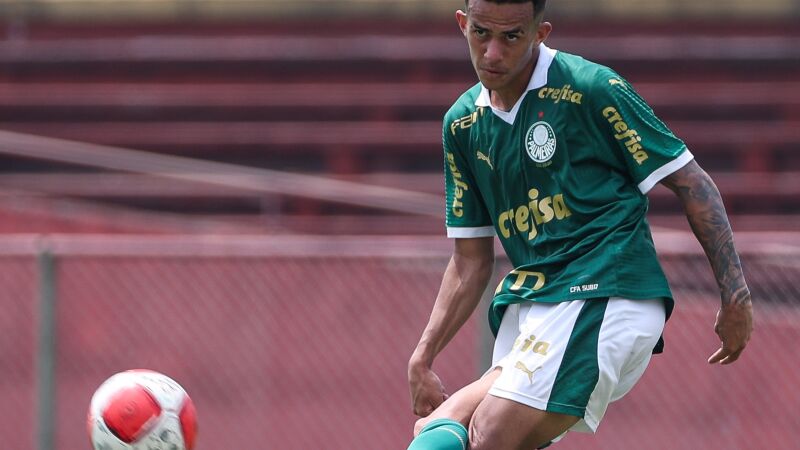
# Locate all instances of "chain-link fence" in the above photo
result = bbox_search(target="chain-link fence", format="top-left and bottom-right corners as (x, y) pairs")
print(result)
(1, 234), (797, 450)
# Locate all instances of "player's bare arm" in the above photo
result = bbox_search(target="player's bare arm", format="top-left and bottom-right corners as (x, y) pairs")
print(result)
(660, 160), (753, 365)
(409, 237), (494, 417)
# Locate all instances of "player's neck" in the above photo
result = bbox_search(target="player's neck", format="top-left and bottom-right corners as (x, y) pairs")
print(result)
(489, 49), (538, 112)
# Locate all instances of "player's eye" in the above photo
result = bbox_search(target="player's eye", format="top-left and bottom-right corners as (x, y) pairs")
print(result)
(473, 28), (487, 38)
(506, 34), (519, 42)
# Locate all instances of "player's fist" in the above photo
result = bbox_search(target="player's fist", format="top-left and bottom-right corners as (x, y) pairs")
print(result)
(708, 299), (753, 365)
(408, 363), (448, 417)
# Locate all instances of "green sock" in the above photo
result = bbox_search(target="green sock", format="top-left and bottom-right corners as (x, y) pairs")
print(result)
(407, 419), (468, 450)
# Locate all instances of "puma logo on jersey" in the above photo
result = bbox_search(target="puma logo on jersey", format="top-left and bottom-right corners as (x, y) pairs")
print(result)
(514, 361), (542, 384)
(477, 150), (493, 170)
(608, 78), (625, 87)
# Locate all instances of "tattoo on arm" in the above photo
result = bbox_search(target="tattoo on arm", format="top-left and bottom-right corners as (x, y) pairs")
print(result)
(661, 162), (751, 306)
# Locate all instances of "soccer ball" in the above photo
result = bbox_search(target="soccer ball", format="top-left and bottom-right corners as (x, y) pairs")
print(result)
(87, 370), (198, 450)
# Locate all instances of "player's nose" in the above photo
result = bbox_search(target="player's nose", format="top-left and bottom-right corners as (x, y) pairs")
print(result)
(483, 38), (504, 64)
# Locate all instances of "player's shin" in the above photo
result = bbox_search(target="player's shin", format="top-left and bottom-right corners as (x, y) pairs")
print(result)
(407, 418), (468, 450)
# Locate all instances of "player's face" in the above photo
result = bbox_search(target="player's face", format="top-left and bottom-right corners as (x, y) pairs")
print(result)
(457, 1), (551, 104)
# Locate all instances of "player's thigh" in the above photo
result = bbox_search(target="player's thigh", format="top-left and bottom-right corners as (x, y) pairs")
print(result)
(413, 368), (501, 436)
(469, 395), (579, 450)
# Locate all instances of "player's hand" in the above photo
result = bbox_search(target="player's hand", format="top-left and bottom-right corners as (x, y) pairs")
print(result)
(708, 299), (753, 365)
(408, 362), (448, 417)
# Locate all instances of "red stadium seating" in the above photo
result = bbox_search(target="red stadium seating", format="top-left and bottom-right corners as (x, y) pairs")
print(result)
(0, 20), (797, 229)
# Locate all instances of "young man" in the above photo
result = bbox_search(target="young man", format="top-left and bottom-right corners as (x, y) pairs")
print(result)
(407, 1), (754, 449)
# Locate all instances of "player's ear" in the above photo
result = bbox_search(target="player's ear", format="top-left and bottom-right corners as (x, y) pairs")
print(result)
(535, 21), (553, 44)
(456, 10), (469, 36)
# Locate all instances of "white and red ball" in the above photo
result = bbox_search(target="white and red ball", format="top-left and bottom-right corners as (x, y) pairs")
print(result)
(88, 370), (197, 450)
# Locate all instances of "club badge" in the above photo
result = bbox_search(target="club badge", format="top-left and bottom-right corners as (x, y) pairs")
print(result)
(525, 121), (556, 163)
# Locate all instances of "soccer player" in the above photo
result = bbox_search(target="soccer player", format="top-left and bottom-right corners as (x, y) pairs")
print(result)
(406, 1), (754, 449)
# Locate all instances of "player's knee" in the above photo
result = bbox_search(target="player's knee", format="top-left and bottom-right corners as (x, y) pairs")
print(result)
(469, 406), (559, 450)
(468, 428), (492, 450)
(467, 413), (496, 450)
(470, 422), (551, 450)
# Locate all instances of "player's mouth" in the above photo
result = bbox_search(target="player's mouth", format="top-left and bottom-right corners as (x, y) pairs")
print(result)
(480, 67), (506, 78)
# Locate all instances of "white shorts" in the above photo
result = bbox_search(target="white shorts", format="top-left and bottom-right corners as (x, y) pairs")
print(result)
(488, 297), (665, 433)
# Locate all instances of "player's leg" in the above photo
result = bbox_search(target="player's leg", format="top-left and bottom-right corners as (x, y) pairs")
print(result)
(407, 370), (499, 450)
(470, 396), (578, 450)
(407, 304), (522, 449)
(468, 297), (665, 450)
(412, 368), (500, 437)
(468, 298), (598, 450)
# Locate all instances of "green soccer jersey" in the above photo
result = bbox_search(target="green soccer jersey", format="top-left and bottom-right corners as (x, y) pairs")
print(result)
(443, 44), (692, 336)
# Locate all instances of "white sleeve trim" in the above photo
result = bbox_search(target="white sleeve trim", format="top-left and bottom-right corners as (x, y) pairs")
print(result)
(446, 226), (496, 238)
(638, 150), (694, 194)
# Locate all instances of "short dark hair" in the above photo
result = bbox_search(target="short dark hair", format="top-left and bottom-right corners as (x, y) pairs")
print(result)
(465, 0), (547, 22)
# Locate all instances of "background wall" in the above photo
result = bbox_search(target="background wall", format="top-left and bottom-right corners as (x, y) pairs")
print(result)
(0, 1), (797, 449)
(0, 0), (799, 21)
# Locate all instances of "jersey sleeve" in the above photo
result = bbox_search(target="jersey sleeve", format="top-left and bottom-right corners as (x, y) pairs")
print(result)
(443, 118), (494, 238)
(593, 71), (694, 193)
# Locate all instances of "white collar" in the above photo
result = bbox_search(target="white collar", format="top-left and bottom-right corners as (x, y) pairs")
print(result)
(475, 43), (557, 124)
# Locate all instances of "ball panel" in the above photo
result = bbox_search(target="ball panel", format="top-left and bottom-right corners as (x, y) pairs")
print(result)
(90, 426), (133, 450)
(141, 415), (185, 450)
(101, 385), (161, 443)
(179, 396), (198, 450)
(130, 370), (187, 412)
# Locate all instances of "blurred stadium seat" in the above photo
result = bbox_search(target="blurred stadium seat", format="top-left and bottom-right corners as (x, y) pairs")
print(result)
(0, 18), (798, 230)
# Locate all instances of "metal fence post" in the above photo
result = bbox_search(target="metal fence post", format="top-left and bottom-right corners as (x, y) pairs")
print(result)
(37, 247), (56, 450)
